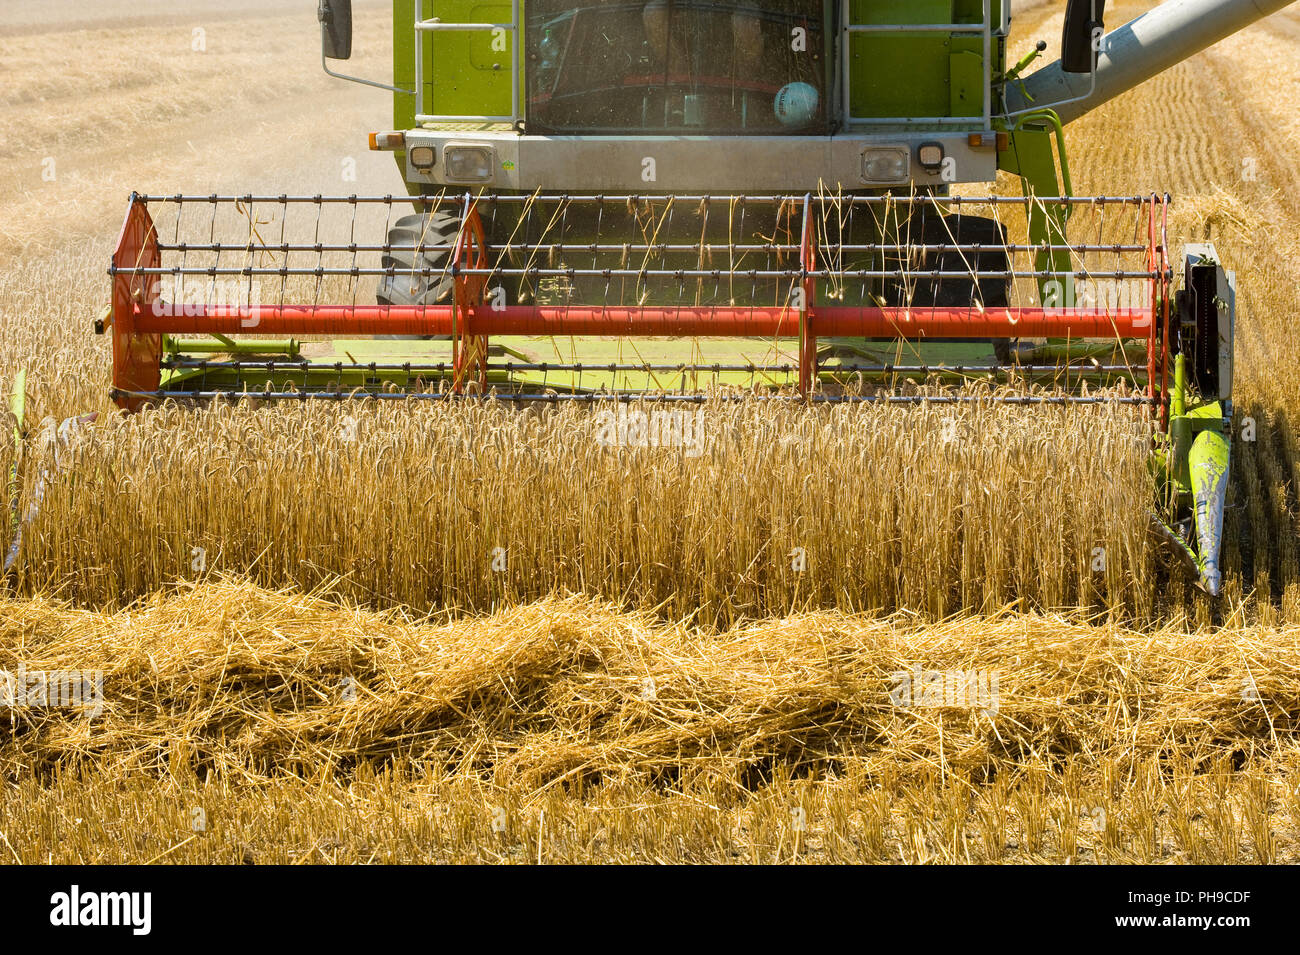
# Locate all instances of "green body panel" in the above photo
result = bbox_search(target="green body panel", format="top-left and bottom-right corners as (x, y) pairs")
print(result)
(393, 5), (416, 185)
(1170, 401), (1229, 494)
(1151, 353), (1232, 591)
(949, 44), (985, 118)
(1188, 424), (1229, 584)
(843, 0), (999, 122)
(998, 119), (1072, 305)
(395, 1), (518, 125)
(430, 1), (514, 118)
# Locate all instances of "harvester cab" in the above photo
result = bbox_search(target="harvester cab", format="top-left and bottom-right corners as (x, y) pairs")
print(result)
(99, 0), (1298, 595)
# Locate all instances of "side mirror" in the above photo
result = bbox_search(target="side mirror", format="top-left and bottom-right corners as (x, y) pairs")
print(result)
(319, 0), (353, 61)
(1062, 0), (1105, 74)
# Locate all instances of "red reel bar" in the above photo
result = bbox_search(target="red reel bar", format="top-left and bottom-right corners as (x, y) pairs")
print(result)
(131, 303), (1154, 340)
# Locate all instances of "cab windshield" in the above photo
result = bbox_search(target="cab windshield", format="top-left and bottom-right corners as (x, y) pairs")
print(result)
(526, 1), (827, 134)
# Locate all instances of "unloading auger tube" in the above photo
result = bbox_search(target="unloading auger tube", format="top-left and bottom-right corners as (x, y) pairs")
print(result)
(1009, 0), (1299, 124)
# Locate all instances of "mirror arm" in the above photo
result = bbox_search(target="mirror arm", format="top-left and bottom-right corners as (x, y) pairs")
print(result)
(321, 50), (414, 95)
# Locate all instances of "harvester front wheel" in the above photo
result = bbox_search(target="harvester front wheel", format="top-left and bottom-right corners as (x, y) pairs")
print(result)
(825, 212), (1014, 365)
(376, 212), (459, 338)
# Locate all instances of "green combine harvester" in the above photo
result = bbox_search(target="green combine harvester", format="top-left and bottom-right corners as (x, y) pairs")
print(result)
(96, 0), (1297, 596)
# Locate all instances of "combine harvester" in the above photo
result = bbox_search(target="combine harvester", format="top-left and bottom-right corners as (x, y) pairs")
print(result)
(95, 0), (1297, 596)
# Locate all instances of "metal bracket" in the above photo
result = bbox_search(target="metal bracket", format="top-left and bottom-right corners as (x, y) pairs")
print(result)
(321, 50), (413, 96)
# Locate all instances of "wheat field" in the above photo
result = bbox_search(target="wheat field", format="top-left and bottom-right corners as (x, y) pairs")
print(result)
(1, 0), (1299, 863)
(10, 400), (1157, 622)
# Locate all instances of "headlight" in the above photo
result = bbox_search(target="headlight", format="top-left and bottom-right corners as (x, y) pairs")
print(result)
(861, 146), (910, 184)
(408, 145), (436, 169)
(917, 142), (945, 172)
(443, 144), (494, 182)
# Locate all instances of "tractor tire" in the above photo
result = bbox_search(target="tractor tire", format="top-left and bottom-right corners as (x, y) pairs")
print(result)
(375, 211), (461, 340)
(376, 211), (459, 309)
(894, 212), (1014, 362)
(893, 212), (1010, 311)
(821, 208), (1014, 364)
